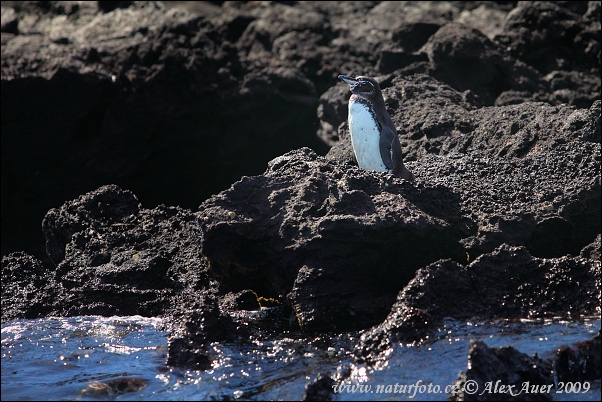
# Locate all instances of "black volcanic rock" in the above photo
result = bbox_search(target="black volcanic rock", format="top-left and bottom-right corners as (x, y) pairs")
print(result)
(1, 0), (600, 375)
(2, 184), (214, 321)
(419, 22), (546, 106)
(355, 243), (601, 364)
(449, 333), (601, 401)
(325, 74), (600, 163)
(1, 1), (328, 262)
(166, 293), (249, 370)
(198, 147), (464, 332)
(554, 331), (601, 383)
(1, 252), (60, 321)
(3, 0), (600, 267)
(449, 340), (553, 401)
(327, 75), (600, 258)
(303, 372), (336, 401)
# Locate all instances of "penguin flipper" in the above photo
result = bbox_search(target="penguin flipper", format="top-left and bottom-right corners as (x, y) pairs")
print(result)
(378, 124), (397, 172)
(380, 125), (415, 181)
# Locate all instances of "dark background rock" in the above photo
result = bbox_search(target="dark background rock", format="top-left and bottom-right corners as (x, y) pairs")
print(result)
(2, 184), (215, 321)
(1, 1), (329, 263)
(3, 1), (599, 268)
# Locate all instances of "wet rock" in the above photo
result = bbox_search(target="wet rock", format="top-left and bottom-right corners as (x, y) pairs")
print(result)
(1, 252), (60, 321)
(303, 372), (335, 401)
(1, 0), (600, 375)
(449, 340), (553, 401)
(449, 332), (601, 401)
(219, 289), (261, 311)
(355, 244), (600, 364)
(554, 331), (601, 382)
(166, 293), (248, 370)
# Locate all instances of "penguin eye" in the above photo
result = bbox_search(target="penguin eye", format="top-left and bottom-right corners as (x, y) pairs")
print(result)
(356, 80), (374, 93)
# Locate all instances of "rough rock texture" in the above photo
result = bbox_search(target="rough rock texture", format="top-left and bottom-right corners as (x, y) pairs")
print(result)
(2, 184), (214, 321)
(166, 293), (249, 370)
(199, 147), (465, 331)
(554, 331), (601, 383)
(1, 0), (600, 375)
(3, 0), (599, 265)
(197, 71), (600, 331)
(1, 1), (328, 262)
(449, 340), (554, 401)
(355, 242), (601, 364)
(449, 333), (601, 401)
(325, 74), (600, 170)
(1, 252), (58, 320)
(326, 75), (600, 259)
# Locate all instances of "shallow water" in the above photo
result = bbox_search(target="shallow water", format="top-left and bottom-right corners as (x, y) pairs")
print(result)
(1, 314), (599, 401)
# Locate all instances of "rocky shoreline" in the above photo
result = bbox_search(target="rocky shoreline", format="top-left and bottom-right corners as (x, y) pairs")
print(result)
(2, 1), (600, 400)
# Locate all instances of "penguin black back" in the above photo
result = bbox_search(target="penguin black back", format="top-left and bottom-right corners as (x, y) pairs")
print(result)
(339, 75), (415, 181)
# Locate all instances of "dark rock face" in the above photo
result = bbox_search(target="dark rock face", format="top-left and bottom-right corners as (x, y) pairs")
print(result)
(1, 1), (328, 261)
(1, 252), (58, 320)
(449, 333), (601, 401)
(449, 340), (554, 401)
(303, 372), (335, 401)
(199, 147), (464, 331)
(166, 293), (249, 370)
(3, 1), (599, 264)
(2, 185), (214, 321)
(554, 331), (601, 383)
(356, 242), (600, 364)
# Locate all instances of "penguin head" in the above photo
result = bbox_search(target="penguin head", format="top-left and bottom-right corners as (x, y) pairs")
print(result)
(338, 75), (382, 101)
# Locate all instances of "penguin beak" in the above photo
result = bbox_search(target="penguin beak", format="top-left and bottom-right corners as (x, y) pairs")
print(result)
(338, 75), (358, 85)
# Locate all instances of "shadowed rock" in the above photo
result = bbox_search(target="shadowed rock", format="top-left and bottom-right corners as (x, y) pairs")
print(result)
(2, 184), (214, 321)
(199, 147), (465, 331)
(356, 243), (601, 364)
(448, 332), (601, 401)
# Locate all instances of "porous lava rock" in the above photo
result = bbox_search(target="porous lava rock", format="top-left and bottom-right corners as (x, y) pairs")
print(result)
(449, 340), (554, 401)
(327, 75), (600, 258)
(198, 147), (465, 332)
(4, 1), (599, 267)
(1, 1), (328, 262)
(166, 293), (249, 370)
(1, 1), (600, 377)
(355, 242), (601, 365)
(1, 252), (59, 320)
(448, 332), (601, 401)
(2, 184), (214, 321)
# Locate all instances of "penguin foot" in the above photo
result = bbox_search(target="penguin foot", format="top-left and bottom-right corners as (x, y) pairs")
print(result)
(379, 174), (394, 188)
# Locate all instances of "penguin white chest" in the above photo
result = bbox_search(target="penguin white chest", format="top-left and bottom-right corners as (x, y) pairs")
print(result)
(348, 102), (388, 173)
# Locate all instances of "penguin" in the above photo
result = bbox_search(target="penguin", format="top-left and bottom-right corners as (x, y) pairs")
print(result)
(339, 75), (415, 181)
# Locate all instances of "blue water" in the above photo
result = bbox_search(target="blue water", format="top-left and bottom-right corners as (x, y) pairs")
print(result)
(2, 314), (600, 400)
